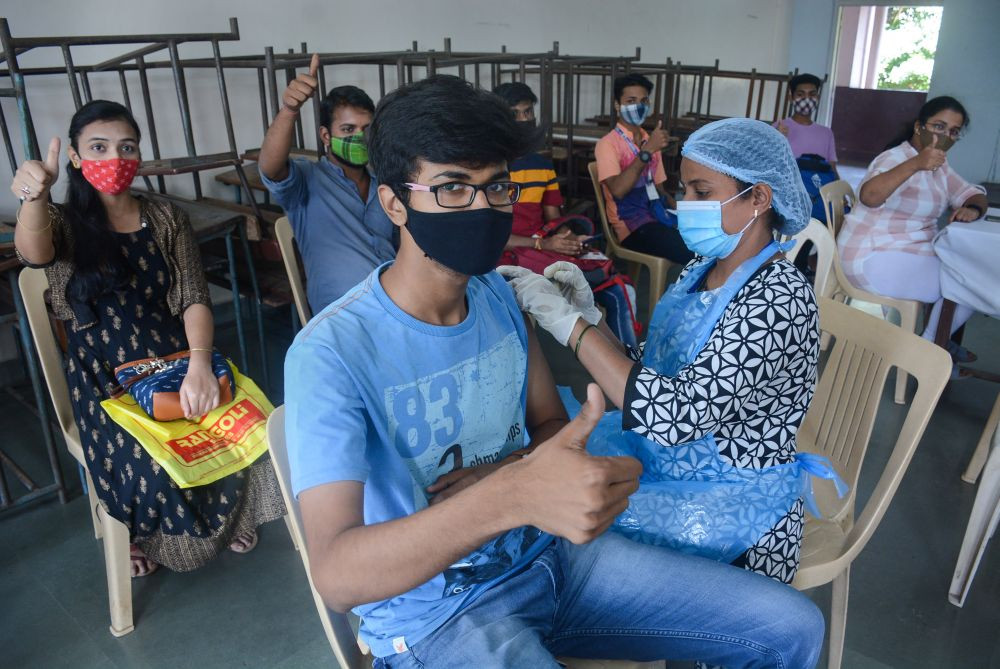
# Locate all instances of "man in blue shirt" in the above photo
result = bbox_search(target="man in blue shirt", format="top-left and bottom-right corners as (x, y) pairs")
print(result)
(284, 75), (823, 668)
(260, 54), (395, 314)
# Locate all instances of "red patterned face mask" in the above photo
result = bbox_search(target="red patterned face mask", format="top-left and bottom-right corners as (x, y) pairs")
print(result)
(80, 158), (140, 195)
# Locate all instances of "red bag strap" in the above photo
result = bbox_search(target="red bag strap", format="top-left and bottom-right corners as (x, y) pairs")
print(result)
(593, 275), (643, 337)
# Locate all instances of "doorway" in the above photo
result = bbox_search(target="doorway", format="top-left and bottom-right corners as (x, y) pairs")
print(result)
(829, 6), (943, 166)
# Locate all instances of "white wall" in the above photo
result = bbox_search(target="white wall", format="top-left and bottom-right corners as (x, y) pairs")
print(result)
(1, 0), (796, 213)
(788, 0), (1000, 182)
(787, 0), (838, 83)
(926, 0), (1000, 185)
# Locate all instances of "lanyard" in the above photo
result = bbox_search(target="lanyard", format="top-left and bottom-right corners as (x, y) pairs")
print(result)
(614, 126), (654, 184)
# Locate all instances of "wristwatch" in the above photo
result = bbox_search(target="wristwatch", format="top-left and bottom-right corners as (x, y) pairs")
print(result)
(638, 150), (652, 163)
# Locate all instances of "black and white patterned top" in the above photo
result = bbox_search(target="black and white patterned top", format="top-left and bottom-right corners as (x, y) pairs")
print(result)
(623, 257), (819, 583)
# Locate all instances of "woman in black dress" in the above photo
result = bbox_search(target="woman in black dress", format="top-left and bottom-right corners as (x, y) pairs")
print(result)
(11, 100), (284, 576)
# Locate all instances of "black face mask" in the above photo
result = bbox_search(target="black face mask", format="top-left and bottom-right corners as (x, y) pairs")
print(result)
(404, 206), (513, 276)
(517, 119), (537, 129)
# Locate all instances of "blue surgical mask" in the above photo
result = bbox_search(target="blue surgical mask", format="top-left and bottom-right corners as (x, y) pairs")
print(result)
(676, 186), (762, 259)
(619, 103), (650, 126)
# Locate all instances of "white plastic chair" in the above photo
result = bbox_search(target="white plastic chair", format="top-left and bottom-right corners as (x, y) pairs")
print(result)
(787, 218), (836, 300)
(266, 405), (663, 669)
(275, 216), (312, 326)
(949, 413), (1000, 607)
(19, 267), (135, 636)
(819, 181), (922, 404)
(962, 392), (1000, 484)
(819, 179), (855, 238)
(266, 406), (369, 668)
(792, 297), (951, 669)
(588, 161), (674, 321)
(827, 252), (922, 405)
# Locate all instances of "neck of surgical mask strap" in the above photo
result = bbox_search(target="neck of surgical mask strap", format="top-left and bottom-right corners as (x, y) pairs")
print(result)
(676, 185), (753, 212)
(737, 201), (771, 237)
(720, 184), (754, 207)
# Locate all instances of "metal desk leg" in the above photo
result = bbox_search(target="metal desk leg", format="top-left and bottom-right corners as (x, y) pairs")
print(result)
(236, 220), (270, 393)
(230, 162), (271, 393)
(934, 299), (957, 349)
(223, 230), (249, 373)
(8, 268), (67, 504)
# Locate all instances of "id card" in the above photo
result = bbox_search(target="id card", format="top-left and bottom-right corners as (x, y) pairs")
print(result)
(645, 180), (659, 202)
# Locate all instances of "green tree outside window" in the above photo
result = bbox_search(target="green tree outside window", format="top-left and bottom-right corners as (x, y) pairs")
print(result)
(877, 7), (942, 92)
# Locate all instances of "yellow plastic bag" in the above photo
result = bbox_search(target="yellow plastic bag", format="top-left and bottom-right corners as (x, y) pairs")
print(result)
(101, 364), (273, 488)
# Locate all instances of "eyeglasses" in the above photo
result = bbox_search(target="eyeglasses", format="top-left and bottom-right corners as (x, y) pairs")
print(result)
(923, 122), (964, 141)
(402, 181), (521, 208)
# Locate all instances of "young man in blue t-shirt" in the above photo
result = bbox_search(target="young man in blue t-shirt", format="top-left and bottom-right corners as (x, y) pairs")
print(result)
(283, 75), (823, 668)
(260, 54), (396, 314)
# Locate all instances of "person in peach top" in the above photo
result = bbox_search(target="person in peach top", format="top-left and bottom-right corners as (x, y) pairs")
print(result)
(594, 74), (692, 265)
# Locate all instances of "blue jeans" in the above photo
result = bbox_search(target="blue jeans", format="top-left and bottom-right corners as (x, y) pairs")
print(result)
(595, 284), (639, 349)
(374, 533), (823, 669)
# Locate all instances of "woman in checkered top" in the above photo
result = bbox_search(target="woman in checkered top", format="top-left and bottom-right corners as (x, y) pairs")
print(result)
(836, 96), (988, 370)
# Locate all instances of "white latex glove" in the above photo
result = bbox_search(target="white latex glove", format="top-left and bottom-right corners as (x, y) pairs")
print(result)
(543, 261), (602, 326)
(496, 265), (584, 345)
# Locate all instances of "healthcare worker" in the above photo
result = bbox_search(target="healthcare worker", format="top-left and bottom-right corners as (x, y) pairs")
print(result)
(501, 117), (844, 584)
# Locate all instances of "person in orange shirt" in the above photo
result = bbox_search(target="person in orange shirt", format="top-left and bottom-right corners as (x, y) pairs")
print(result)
(595, 74), (692, 265)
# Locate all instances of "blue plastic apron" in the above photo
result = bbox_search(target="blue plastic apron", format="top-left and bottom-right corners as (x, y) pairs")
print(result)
(613, 127), (676, 229)
(563, 240), (846, 563)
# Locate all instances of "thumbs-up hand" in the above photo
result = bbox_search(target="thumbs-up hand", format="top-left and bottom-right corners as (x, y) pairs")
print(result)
(776, 120), (789, 137)
(281, 53), (320, 114)
(11, 136), (60, 202)
(914, 132), (946, 172)
(643, 119), (670, 154)
(507, 384), (641, 544)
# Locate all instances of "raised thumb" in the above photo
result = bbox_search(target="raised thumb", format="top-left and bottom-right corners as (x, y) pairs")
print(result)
(560, 383), (605, 451)
(45, 136), (61, 174)
(308, 53), (320, 78)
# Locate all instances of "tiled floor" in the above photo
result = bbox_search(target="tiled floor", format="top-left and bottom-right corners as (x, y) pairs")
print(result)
(2, 287), (999, 668)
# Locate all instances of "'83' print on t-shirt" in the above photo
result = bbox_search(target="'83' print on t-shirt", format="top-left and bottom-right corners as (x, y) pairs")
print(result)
(385, 331), (526, 507)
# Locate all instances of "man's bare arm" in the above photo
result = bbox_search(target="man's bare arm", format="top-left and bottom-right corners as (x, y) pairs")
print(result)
(301, 384), (640, 613)
(259, 54), (320, 182)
